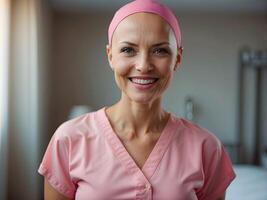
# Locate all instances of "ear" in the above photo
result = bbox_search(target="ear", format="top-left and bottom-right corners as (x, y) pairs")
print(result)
(106, 44), (113, 70)
(174, 47), (183, 71)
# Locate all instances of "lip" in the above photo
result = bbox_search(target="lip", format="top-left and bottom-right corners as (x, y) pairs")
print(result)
(129, 77), (158, 91)
(128, 76), (159, 80)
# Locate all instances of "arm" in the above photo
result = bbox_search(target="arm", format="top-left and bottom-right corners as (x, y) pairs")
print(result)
(217, 192), (225, 200)
(44, 178), (73, 200)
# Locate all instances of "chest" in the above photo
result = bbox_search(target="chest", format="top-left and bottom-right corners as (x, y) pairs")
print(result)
(120, 137), (158, 169)
(72, 138), (203, 200)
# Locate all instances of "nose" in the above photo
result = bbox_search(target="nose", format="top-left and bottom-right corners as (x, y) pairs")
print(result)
(135, 52), (153, 73)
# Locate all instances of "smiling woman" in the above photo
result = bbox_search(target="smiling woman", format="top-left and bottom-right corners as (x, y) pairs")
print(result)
(38, 0), (235, 199)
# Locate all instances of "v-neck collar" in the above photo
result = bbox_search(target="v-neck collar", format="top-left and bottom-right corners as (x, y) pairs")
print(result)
(98, 106), (179, 183)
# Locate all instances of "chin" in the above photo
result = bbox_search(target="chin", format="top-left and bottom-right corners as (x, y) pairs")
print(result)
(128, 93), (159, 105)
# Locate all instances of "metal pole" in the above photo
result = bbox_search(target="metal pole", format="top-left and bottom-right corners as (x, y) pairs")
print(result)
(237, 49), (245, 163)
(253, 67), (262, 165)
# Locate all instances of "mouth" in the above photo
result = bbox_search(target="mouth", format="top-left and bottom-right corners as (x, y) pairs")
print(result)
(128, 77), (159, 85)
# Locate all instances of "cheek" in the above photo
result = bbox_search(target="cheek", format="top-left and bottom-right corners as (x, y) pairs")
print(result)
(155, 56), (175, 73)
(161, 67), (172, 75)
(157, 61), (174, 88)
(114, 72), (126, 91)
(112, 57), (133, 76)
(157, 61), (173, 77)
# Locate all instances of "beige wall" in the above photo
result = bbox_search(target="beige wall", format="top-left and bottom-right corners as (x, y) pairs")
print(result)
(49, 11), (267, 164)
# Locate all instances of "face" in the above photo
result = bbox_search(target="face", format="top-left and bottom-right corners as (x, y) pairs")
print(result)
(106, 13), (183, 105)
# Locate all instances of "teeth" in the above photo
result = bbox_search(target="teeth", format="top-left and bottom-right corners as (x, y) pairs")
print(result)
(131, 78), (157, 85)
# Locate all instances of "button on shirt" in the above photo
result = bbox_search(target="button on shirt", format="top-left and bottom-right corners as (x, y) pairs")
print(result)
(38, 107), (236, 200)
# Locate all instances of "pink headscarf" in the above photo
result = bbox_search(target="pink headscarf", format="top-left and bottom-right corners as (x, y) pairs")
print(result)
(108, 0), (182, 48)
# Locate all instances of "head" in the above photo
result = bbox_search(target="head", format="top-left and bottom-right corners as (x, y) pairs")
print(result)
(106, 0), (183, 105)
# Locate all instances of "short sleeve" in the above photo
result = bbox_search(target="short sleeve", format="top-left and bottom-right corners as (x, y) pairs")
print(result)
(38, 125), (76, 198)
(196, 137), (236, 200)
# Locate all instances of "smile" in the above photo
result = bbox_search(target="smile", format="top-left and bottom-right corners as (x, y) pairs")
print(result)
(128, 78), (159, 85)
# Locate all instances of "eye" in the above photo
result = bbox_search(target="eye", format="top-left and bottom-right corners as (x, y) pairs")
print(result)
(120, 47), (135, 55)
(153, 48), (170, 55)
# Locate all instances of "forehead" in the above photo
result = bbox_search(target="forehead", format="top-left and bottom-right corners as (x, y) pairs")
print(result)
(112, 12), (174, 45)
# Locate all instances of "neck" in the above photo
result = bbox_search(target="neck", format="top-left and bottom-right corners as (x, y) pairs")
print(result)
(106, 97), (169, 138)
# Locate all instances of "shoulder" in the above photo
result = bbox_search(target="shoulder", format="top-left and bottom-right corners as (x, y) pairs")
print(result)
(171, 114), (222, 150)
(53, 107), (104, 141)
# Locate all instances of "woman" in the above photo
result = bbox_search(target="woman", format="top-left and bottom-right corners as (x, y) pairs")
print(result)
(38, 0), (236, 199)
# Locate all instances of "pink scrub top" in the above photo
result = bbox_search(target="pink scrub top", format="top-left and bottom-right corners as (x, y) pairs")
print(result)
(38, 107), (236, 200)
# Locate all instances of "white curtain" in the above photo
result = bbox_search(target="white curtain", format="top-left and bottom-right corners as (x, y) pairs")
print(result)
(0, 0), (10, 199)
(0, 0), (45, 199)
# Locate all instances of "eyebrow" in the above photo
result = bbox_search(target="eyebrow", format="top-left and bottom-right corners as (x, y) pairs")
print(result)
(119, 41), (170, 47)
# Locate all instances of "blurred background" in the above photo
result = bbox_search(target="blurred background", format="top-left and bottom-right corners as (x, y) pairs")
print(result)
(0, 0), (267, 199)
